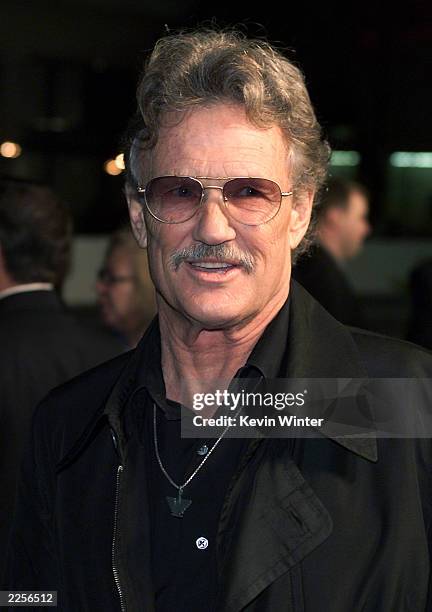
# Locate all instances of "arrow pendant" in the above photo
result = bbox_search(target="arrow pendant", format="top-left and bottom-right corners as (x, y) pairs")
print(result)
(166, 487), (192, 518)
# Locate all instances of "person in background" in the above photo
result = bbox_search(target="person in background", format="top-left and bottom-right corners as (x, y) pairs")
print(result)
(0, 178), (120, 579)
(293, 176), (371, 326)
(96, 225), (156, 349)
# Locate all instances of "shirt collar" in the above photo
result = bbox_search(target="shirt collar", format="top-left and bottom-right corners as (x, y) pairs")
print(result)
(103, 283), (377, 463)
(246, 297), (290, 378)
(134, 298), (290, 419)
(0, 283), (54, 301)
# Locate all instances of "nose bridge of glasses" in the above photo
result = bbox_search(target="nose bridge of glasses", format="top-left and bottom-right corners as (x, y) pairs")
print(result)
(200, 184), (228, 204)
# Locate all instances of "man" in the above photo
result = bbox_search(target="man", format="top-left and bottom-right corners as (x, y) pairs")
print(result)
(293, 177), (371, 326)
(96, 226), (156, 349)
(4, 31), (432, 611)
(0, 178), (120, 580)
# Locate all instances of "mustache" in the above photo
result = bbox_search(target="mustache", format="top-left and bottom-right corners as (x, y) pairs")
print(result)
(169, 243), (255, 274)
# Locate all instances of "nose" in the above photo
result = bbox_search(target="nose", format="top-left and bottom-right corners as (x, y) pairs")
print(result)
(192, 187), (236, 245)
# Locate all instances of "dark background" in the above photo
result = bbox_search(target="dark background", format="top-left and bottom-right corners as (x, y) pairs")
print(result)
(0, 0), (431, 235)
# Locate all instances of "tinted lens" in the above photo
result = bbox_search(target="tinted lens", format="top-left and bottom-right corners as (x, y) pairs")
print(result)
(145, 176), (202, 223)
(223, 178), (282, 225)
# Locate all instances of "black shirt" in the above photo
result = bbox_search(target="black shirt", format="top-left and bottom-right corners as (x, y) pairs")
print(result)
(128, 298), (290, 612)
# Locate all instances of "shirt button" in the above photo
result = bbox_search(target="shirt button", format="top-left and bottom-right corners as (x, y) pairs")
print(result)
(196, 537), (209, 550)
(197, 444), (208, 456)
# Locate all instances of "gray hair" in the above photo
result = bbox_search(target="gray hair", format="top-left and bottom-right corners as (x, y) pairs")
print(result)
(123, 28), (331, 259)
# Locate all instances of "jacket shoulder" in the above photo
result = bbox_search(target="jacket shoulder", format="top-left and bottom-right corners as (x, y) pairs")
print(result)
(49, 348), (132, 402)
(349, 326), (432, 377)
(31, 350), (134, 461)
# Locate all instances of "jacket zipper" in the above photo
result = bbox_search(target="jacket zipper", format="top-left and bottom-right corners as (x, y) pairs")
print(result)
(112, 463), (126, 612)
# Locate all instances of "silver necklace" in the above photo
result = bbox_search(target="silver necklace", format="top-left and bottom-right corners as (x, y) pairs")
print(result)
(153, 403), (231, 518)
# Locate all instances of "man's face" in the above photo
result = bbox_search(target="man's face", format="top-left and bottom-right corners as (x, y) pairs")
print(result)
(128, 104), (313, 329)
(96, 246), (139, 333)
(338, 190), (371, 259)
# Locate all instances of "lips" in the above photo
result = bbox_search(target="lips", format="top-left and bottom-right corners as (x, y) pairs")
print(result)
(187, 259), (239, 272)
(190, 262), (234, 270)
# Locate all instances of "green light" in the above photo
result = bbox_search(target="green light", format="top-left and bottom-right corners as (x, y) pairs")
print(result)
(330, 150), (361, 167)
(390, 152), (432, 168)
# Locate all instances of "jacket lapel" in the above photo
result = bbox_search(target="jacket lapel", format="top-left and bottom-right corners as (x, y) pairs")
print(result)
(285, 281), (377, 462)
(217, 440), (333, 612)
(217, 282), (378, 611)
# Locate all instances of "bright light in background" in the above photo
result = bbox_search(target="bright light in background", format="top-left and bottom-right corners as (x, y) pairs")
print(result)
(114, 153), (125, 170)
(0, 141), (22, 158)
(104, 159), (123, 176)
(104, 153), (125, 176)
(330, 150), (361, 167)
(390, 152), (432, 168)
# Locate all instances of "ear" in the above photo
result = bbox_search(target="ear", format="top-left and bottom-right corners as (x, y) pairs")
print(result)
(288, 190), (315, 249)
(125, 186), (148, 248)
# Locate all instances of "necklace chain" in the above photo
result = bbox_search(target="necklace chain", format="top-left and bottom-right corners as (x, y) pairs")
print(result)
(153, 403), (230, 492)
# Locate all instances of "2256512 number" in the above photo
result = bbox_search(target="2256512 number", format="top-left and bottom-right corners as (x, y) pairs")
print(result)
(0, 591), (57, 606)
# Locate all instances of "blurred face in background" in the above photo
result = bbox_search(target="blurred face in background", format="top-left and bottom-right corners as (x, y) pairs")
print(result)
(328, 189), (371, 259)
(96, 245), (148, 344)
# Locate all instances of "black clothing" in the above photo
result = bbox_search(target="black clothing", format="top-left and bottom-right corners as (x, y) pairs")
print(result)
(148, 405), (247, 612)
(132, 299), (290, 611)
(0, 290), (121, 579)
(407, 257), (432, 349)
(293, 243), (363, 327)
(4, 282), (432, 611)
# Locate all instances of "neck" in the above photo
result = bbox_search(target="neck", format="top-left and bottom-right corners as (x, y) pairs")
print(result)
(158, 290), (288, 407)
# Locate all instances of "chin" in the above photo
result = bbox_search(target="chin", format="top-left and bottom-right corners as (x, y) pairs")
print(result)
(100, 311), (114, 327)
(180, 299), (249, 330)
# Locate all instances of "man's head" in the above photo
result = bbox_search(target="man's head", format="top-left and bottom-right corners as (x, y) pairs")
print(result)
(0, 178), (72, 289)
(124, 29), (330, 329)
(316, 177), (371, 260)
(96, 226), (156, 346)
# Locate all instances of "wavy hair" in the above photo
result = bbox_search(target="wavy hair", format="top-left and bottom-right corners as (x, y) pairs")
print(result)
(123, 29), (330, 258)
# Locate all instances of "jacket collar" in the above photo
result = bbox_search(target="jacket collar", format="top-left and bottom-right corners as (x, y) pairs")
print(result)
(58, 280), (377, 468)
(0, 288), (63, 313)
(284, 281), (377, 461)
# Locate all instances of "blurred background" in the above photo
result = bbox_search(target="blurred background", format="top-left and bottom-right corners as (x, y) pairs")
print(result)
(0, 0), (431, 339)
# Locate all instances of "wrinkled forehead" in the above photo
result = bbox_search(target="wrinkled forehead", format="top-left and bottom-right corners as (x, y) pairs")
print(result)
(130, 105), (292, 185)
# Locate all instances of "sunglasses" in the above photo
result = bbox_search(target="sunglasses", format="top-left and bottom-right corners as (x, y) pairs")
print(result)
(136, 176), (293, 226)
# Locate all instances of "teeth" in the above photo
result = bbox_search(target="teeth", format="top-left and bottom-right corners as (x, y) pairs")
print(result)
(191, 262), (233, 269)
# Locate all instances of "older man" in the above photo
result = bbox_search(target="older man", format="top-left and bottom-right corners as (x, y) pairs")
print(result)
(4, 30), (432, 612)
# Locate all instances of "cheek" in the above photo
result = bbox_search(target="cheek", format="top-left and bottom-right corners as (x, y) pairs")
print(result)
(251, 216), (291, 261)
(112, 286), (132, 310)
(146, 229), (187, 290)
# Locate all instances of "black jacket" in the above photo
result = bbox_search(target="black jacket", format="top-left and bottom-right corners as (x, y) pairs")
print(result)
(293, 244), (363, 327)
(407, 257), (432, 350)
(0, 290), (121, 580)
(4, 283), (432, 611)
